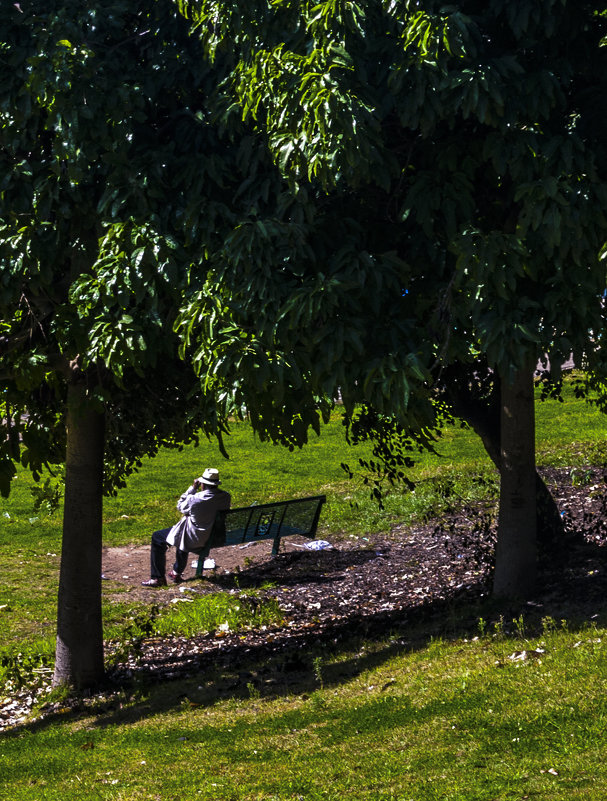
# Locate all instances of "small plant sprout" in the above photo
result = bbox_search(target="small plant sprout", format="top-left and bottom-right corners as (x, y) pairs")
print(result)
(30, 475), (64, 516)
(493, 616), (505, 639)
(542, 616), (557, 634)
(247, 682), (261, 700)
(313, 655), (324, 689)
(570, 466), (592, 486)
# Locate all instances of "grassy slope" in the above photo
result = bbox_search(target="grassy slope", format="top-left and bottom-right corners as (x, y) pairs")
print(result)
(1, 378), (607, 798)
(1, 625), (607, 800)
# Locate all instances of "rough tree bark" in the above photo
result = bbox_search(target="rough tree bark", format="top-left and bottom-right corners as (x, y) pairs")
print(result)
(53, 377), (105, 689)
(492, 361), (538, 598)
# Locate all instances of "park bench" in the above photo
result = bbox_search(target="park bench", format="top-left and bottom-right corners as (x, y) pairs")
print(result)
(193, 494), (326, 577)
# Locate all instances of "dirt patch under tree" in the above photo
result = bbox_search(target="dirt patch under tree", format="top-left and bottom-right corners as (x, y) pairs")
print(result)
(99, 465), (607, 686)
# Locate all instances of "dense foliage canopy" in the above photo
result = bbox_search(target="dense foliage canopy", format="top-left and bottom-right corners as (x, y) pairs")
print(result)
(0, 0), (283, 686)
(175, 0), (607, 408)
(0, 0), (272, 497)
(174, 0), (607, 596)
(2, 0), (607, 685)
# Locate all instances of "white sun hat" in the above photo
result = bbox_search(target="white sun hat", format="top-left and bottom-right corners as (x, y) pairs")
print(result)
(198, 467), (221, 486)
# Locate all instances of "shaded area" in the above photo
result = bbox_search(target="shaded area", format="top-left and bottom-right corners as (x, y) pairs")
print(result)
(4, 466), (607, 734)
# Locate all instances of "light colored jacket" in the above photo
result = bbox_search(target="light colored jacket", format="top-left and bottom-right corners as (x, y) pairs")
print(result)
(166, 484), (231, 552)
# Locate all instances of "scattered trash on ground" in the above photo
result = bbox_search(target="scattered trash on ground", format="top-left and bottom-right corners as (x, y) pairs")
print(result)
(191, 558), (216, 570)
(291, 540), (333, 551)
(508, 648), (546, 662)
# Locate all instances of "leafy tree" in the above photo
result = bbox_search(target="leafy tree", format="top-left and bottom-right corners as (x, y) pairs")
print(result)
(3, 0), (607, 693)
(176, 0), (607, 598)
(0, 0), (281, 688)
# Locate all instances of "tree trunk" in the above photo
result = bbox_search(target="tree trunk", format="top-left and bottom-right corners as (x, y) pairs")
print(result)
(492, 361), (537, 598)
(53, 380), (105, 689)
(445, 367), (564, 546)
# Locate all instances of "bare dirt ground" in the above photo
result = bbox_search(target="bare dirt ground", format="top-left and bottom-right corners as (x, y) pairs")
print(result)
(101, 465), (607, 686)
(101, 538), (310, 604)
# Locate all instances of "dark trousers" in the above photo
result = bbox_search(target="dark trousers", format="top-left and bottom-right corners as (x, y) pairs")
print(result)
(150, 528), (189, 579)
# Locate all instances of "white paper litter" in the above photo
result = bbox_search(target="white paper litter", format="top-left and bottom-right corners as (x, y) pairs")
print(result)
(192, 558), (216, 569)
(292, 540), (333, 551)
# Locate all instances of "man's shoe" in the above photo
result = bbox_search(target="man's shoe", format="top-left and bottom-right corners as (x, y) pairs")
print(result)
(168, 570), (183, 584)
(141, 577), (167, 587)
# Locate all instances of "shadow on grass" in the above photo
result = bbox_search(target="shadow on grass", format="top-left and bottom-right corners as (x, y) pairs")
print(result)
(6, 535), (607, 739)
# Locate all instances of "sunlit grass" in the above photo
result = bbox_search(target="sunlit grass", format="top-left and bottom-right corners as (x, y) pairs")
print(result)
(2, 623), (607, 800)
(152, 592), (283, 637)
(0, 375), (606, 659)
(1, 376), (607, 796)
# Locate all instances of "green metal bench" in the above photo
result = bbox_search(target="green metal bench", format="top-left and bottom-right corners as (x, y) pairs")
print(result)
(194, 494), (326, 577)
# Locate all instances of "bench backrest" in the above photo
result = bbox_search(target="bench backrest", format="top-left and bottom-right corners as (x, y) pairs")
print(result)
(208, 494), (326, 549)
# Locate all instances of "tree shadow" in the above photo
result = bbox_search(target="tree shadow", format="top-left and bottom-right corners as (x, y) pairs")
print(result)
(200, 545), (385, 589)
(7, 474), (607, 739)
(8, 534), (607, 738)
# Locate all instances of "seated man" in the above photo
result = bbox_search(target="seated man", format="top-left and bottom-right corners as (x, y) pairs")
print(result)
(142, 467), (231, 586)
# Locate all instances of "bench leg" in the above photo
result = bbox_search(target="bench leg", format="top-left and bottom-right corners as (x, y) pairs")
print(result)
(194, 546), (212, 578)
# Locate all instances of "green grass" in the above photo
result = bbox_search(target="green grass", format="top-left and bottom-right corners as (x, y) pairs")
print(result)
(155, 595), (282, 637)
(108, 591), (285, 643)
(1, 374), (606, 657)
(1, 375), (607, 796)
(2, 622), (607, 799)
